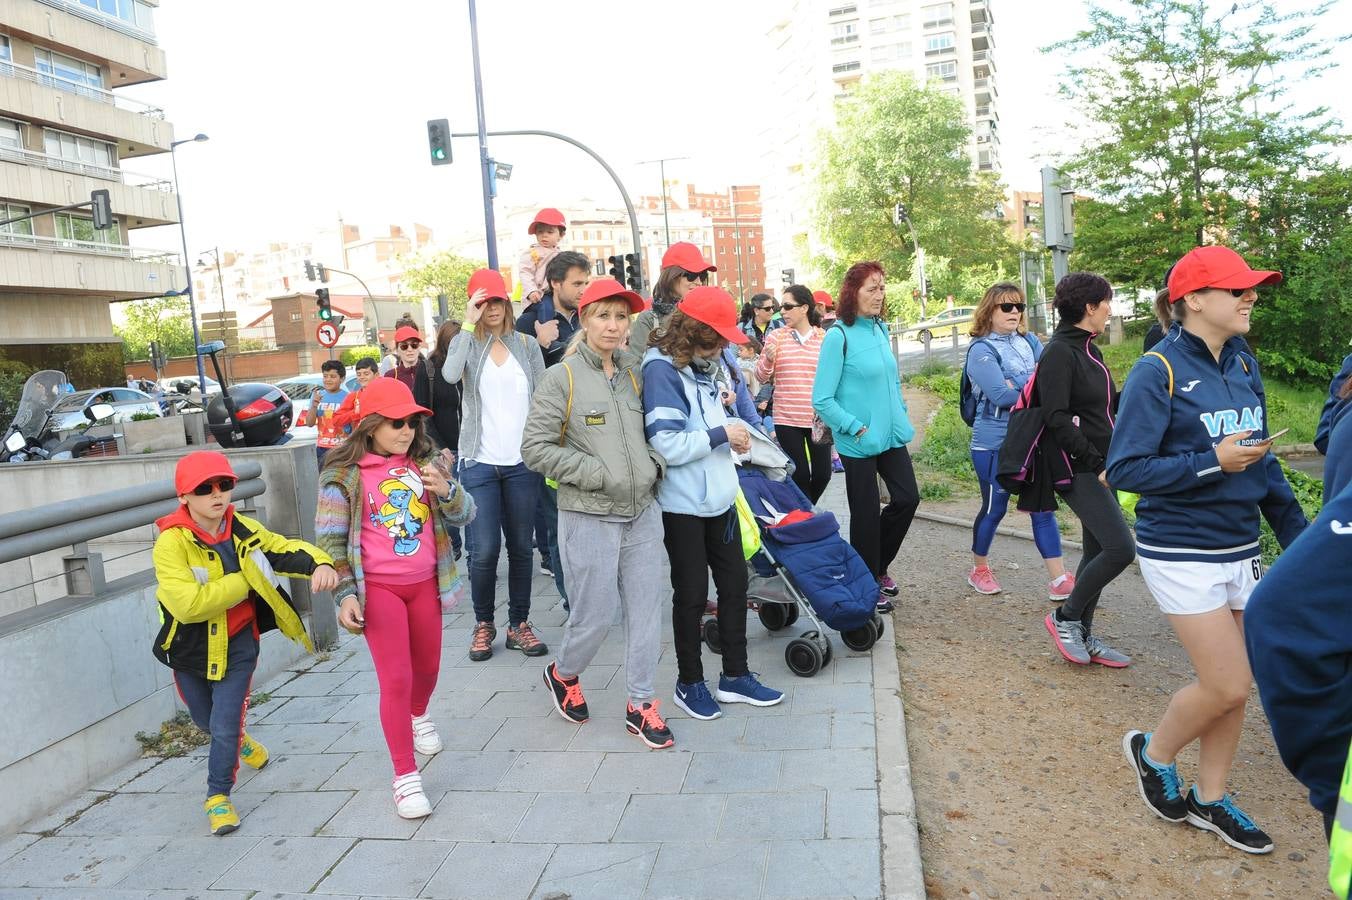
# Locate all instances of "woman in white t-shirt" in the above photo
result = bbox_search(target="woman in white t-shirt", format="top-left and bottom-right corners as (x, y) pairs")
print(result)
(440, 269), (547, 663)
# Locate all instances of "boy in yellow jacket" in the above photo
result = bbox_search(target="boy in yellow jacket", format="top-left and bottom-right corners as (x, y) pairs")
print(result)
(151, 451), (337, 834)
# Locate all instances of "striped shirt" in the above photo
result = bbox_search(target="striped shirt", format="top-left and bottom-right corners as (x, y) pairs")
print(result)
(755, 326), (825, 428)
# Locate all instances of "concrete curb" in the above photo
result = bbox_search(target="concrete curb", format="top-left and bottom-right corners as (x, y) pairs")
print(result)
(874, 615), (925, 899)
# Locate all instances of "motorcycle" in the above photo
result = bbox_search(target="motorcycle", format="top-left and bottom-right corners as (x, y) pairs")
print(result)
(2, 370), (116, 463)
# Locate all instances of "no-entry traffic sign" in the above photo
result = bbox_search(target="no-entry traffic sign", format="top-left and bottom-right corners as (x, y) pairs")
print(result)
(316, 322), (340, 348)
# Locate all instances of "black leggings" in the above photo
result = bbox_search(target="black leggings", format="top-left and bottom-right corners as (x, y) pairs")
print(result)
(1056, 472), (1135, 633)
(662, 509), (749, 684)
(777, 424), (833, 504)
(839, 446), (920, 580)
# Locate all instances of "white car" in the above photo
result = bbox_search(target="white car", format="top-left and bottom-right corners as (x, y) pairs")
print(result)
(159, 375), (222, 399)
(48, 388), (161, 432)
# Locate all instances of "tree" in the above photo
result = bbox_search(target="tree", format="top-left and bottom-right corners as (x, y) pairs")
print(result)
(398, 251), (487, 321)
(1050, 0), (1352, 379)
(114, 295), (195, 363)
(811, 70), (1015, 312)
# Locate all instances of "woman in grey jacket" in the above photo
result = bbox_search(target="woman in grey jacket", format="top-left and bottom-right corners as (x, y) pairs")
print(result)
(520, 278), (674, 749)
(441, 269), (547, 663)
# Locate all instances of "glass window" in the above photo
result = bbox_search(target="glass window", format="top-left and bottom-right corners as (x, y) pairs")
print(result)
(828, 5), (857, 16)
(43, 129), (115, 169)
(872, 42), (912, 63)
(56, 212), (117, 246)
(0, 202), (33, 236)
(926, 32), (954, 52)
(0, 118), (21, 150)
(0, 35), (10, 61)
(831, 22), (858, 45)
(869, 13), (910, 34)
(922, 3), (954, 27)
(925, 61), (958, 82)
(33, 48), (103, 94)
(832, 60), (861, 74)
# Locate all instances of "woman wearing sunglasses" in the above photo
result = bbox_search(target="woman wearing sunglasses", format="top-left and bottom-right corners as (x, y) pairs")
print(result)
(317, 378), (475, 819)
(385, 324), (431, 392)
(756, 284), (831, 502)
(439, 268), (548, 663)
(1108, 246), (1306, 855)
(963, 283), (1073, 599)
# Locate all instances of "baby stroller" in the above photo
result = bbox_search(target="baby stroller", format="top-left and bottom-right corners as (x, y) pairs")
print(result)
(702, 467), (885, 678)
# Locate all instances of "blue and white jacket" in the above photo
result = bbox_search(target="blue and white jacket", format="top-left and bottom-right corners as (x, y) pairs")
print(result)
(641, 347), (738, 517)
(966, 330), (1042, 451)
(1105, 325), (1306, 563)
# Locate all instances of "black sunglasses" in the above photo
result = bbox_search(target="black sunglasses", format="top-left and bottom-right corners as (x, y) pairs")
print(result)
(1211, 287), (1250, 297)
(385, 415), (421, 431)
(755, 304), (777, 312)
(998, 302), (1027, 313)
(397, 340), (422, 350)
(192, 477), (236, 496)
(779, 302), (802, 311)
(682, 272), (709, 284)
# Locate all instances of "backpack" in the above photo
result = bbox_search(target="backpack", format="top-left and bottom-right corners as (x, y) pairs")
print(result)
(960, 334), (1037, 427)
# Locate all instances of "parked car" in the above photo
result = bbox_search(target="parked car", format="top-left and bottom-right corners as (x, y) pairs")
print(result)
(912, 305), (978, 343)
(49, 388), (162, 433)
(158, 375), (222, 399)
(276, 373), (362, 429)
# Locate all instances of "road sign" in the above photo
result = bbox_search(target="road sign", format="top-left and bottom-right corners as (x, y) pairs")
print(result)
(316, 322), (340, 348)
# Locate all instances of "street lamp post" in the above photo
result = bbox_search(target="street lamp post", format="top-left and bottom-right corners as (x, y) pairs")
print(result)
(170, 133), (210, 396)
(638, 156), (690, 247)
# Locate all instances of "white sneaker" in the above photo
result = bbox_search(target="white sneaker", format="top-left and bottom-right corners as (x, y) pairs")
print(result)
(412, 713), (443, 755)
(392, 772), (432, 819)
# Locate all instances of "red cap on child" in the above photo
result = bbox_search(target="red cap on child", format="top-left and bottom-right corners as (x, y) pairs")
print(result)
(175, 450), (236, 496)
(528, 208), (567, 235)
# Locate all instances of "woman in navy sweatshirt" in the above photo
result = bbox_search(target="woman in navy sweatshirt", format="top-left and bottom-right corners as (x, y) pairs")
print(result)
(1107, 245), (1307, 856)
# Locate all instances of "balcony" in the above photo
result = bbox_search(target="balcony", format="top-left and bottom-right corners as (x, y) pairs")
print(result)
(0, 60), (173, 157)
(971, 21), (994, 51)
(974, 76), (997, 103)
(0, 59), (163, 119)
(0, 231), (182, 298)
(34, 0), (157, 43)
(973, 48), (996, 73)
(0, 152), (177, 228)
(0, 143), (168, 188)
(3, 0), (166, 84)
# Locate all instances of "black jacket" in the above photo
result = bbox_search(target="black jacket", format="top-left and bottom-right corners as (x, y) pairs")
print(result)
(1035, 319), (1119, 474)
(516, 291), (578, 368)
(416, 355), (462, 453)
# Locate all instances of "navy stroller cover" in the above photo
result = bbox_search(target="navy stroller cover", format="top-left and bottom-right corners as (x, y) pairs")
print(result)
(736, 468), (877, 631)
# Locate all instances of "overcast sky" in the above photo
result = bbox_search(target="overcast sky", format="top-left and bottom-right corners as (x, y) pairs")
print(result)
(125, 0), (1352, 256)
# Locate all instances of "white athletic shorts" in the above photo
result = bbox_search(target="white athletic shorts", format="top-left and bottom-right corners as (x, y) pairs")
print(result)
(1137, 555), (1263, 616)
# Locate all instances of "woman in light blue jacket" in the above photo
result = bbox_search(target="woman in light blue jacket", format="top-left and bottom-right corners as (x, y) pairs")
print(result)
(963, 283), (1071, 599)
(812, 261), (918, 610)
(642, 287), (783, 723)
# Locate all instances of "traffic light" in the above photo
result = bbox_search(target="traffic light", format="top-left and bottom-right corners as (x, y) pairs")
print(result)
(366, 326), (378, 345)
(330, 313), (346, 337)
(923, 278), (933, 296)
(304, 259), (316, 281)
(316, 263), (328, 283)
(607, 254), (624, 282)
(781, 268), (794, 286)
(90, 189), (112, 230)
(316, 288), (332, 321)
(624, 252), (642, 292)
(427, 118), (451, 166)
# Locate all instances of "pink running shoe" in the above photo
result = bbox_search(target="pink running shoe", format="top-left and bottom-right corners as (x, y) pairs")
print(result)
(967, 566), (1001, 595)
(1048, 573), (1076, 602)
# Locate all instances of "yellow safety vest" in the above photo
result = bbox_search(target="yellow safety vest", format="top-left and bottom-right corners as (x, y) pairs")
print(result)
(1330, 737), (1352, 899)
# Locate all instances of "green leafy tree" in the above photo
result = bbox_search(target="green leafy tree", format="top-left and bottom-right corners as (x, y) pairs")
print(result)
(398, 251), (487, 321)
(1050, 0), (1352, 379)
(811, 70), (1015, 311)
(114, 295), (195, 363)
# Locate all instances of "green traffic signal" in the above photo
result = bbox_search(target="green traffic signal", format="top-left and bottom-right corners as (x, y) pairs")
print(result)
(316, 288), (332, 321)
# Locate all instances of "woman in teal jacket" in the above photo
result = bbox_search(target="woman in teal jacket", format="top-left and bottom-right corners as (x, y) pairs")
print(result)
(812, 260), (918, 610)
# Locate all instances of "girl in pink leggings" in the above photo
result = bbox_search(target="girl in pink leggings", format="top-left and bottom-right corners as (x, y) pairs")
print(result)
(317, 378), (475, 818)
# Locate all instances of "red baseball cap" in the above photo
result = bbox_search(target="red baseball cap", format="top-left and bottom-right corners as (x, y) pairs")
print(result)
(679, 286), (747, 345)
(661, 242), (716, 274)
(468, 268), (510, 306)
(812, 290), (834, 309)
(528, 208), (567, 235)
(352, 377), (431, 422)
(393, 325), (421, 344)
(579, 277), (645, 314)
(175, 450), (236, 496)
(1168, 246), (1282, 301)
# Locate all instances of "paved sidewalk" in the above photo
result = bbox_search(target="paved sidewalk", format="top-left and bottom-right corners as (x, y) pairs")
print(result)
(0, 481), (920, 899)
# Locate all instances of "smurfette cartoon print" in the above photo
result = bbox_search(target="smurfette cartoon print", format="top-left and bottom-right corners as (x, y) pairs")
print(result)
(368, 465), (431, 556)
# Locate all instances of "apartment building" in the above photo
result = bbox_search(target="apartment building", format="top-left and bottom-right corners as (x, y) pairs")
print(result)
(0, 0), (180, 384)
(761, 0), (1001, 285)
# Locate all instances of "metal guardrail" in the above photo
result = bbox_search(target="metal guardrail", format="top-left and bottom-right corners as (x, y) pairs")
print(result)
(34, 0), (157, 44)
(0, 59), (165, 119)
(0, 144), (172, 191)
(0, 460), (264, 598)
(0, 229), (181, 265)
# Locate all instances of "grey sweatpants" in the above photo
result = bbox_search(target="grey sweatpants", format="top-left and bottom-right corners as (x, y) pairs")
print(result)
(554, 502), (665, 704)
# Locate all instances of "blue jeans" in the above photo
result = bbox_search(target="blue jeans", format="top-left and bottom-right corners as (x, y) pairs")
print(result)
(173, 629), (258, 797)
(461, 460), (539, 626)
(537, 479), (568, 602)
(970, 448), (1061, 559)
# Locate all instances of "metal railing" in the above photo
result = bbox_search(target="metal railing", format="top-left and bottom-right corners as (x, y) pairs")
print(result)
(0, 461), (264, 598)
(0, 59), (165, 119)
(0, 144), (172, 191)
(34, 0), (157, 43)
(0, 229), (180, 265)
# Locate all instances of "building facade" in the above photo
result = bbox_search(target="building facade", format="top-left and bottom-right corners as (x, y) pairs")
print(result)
(761, 0), (1000, 287)
(1, 0), (181, 385)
